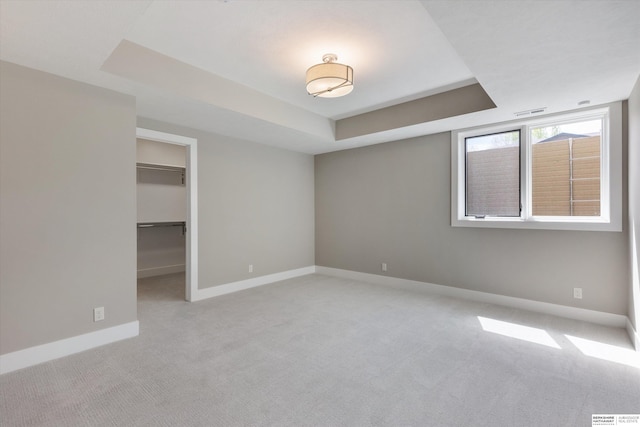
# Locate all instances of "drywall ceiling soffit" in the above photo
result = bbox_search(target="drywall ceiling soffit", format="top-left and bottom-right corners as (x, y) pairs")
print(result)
(101, 40), (335, 142)
(335, 83), (496, 140)
(130, 81), (334, 153)
(102, 40), (496, 151)
(421, 0), (640, 116)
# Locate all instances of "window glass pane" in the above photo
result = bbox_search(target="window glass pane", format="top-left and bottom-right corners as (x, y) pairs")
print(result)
(531, 119), (601, 216)
(465, 130), (520, 217)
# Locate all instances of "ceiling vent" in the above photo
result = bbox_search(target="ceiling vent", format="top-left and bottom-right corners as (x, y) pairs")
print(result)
(514, 107), (546, 117)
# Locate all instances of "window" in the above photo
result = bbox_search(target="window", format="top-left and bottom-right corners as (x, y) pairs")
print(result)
(451, 103), (622, 231)
(530, 119), (601, 217)
(465, 130), (520, 217)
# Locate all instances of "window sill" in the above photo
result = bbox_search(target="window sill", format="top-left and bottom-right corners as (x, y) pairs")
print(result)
(452, 217), (622, 232)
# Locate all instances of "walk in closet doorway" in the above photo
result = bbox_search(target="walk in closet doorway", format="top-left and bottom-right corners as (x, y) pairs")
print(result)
(136, 128), (198, 301)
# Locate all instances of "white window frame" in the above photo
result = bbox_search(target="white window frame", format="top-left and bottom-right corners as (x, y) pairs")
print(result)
(451, 102), (622, 232)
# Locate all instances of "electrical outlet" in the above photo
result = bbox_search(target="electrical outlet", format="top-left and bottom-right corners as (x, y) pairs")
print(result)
(93, 307), (105, 322)
(381, 263), (387, 272)
(573, 288), (583, 299)
(248, 264), (253, 273)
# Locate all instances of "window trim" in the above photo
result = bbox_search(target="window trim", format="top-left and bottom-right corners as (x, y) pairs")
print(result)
(451, 103), (622, 232)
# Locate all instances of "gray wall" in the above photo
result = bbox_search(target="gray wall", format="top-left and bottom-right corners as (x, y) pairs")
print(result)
(628, 76), (640, 330)
(0, 61), (137, 355)
(316, 131), (629, 315)
(137, 118), (315, 288)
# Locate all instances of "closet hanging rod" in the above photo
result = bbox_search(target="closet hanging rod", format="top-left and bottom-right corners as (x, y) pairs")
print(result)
(137, 221), (185, 228)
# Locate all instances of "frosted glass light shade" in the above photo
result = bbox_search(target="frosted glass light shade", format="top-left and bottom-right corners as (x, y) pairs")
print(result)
(306, 54), (353, 98)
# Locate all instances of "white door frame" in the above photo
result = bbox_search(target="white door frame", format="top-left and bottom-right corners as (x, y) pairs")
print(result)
(136, 127), (198, 301)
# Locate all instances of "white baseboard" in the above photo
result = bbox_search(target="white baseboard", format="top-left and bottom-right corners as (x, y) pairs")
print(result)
(0, 321), (139, 375)
(316, 267), (628, 329)
(137, 264), (185, 278)
(627, 318), (639, 351)
(192, 266), (316, 301)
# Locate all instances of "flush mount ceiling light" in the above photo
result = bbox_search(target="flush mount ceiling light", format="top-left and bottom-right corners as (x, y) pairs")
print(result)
(306, 54), (353, 98)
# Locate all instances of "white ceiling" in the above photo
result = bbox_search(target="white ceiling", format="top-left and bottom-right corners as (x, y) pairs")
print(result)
(1, 0), (638, 154)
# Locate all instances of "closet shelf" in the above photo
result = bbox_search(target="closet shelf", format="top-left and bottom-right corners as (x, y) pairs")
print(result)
(136, 162), (185, 172)
(137, 162), (185, 184)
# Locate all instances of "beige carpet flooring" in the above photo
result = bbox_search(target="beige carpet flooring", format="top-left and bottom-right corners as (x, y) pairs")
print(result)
(1, 273), (639, 426)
